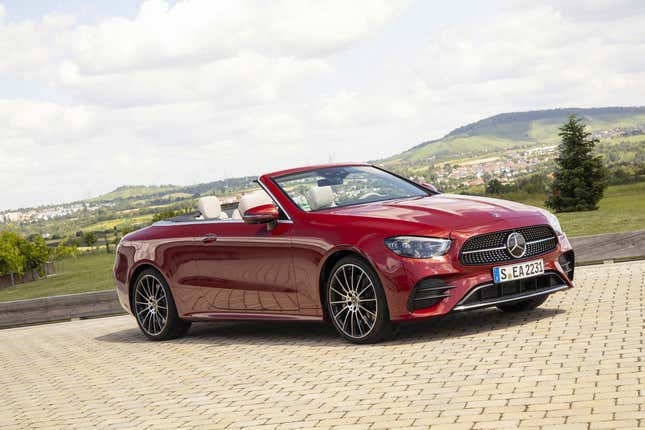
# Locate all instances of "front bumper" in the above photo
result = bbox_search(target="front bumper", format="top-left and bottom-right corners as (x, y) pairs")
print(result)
(451, 271), (569, 312)
(383, 232), (575, 321)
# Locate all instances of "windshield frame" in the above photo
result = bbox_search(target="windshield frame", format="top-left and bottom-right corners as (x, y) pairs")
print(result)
(271, 165), (434, 214)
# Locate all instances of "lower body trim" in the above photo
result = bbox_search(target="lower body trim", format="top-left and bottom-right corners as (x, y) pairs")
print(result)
(452, 284), (569, 312)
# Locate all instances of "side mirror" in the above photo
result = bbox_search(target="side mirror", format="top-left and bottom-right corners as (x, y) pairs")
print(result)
(242, 204), (279, 225)
(422, 182), (439, 193)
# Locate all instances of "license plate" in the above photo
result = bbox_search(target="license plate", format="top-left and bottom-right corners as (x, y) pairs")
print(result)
(493, 259), (544, 284)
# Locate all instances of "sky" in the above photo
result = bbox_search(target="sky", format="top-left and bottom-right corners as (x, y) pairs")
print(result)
(1, 0), (644, 211)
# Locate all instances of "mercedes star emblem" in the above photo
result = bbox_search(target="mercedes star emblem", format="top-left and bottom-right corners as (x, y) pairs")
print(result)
(506, 232), (527, 258)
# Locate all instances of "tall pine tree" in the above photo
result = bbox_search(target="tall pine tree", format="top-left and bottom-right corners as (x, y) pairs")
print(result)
(546, 114), (607, 212)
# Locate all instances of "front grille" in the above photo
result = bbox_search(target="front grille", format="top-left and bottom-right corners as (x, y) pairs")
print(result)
(460, 225), (557, 265)
(457, 272), (565, 309)
(408, 278), (455, 311)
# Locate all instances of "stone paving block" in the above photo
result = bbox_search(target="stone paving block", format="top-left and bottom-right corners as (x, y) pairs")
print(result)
(0, 261), (643, 429)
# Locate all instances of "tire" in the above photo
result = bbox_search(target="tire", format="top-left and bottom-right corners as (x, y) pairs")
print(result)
(496, 294), (549, 312)
(132, 268), (191, 341)
(325, 256), (395, 344)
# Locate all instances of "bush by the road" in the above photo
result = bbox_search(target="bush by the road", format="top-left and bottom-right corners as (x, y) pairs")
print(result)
(0, 230), (77, 276)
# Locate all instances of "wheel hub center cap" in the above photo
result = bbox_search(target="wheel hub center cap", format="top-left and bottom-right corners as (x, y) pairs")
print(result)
(148, 299), (158, 313)
(345, 293), (359, 311)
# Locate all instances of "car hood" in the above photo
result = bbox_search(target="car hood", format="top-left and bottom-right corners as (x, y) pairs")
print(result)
(323, 194), (546, 231)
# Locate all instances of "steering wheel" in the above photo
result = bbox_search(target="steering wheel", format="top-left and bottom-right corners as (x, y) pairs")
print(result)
(360, 192), (383, 200)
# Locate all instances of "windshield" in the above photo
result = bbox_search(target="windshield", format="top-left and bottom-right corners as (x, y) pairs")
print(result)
(273, 166), (429, 212)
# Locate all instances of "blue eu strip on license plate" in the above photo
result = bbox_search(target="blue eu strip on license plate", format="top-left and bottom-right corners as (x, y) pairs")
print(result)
(493, 267), (502, 284)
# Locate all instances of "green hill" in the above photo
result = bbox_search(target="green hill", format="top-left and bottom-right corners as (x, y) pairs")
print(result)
(90, 185), (181, 202)
(383, 106), (645, 165)
(90, 176), (258, 203)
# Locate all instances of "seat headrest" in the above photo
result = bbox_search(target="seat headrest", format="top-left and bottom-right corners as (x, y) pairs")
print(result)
(305, 186), (333, 211)
(197, 196), (222, 219)
(238, 189), (273, 216)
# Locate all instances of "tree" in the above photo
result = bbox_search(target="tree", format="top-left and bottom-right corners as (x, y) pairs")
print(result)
(0, 231), (26, 275)
(51, 240), (78, 260)
(20, 235), (49, 272)
(486, 179), (505, 195)
(546, 115), (608, 212)
(101, 231), (114, 254)
(515, 173), (548, 194)
(66, 237), (81, 248)
(152, 209), (182, 222)
(83, 231), (98, 248)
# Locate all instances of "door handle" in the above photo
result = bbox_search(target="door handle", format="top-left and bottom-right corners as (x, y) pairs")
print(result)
(201, 233), (218, 243)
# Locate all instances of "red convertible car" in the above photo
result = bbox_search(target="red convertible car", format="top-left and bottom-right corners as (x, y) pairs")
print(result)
(113, 163), (574, 343)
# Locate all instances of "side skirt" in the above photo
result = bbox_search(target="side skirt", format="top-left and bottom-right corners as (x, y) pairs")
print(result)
(185, 311), (324, 322)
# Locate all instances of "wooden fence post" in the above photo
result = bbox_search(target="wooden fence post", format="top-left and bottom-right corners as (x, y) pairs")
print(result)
(10, 272), (14, 287)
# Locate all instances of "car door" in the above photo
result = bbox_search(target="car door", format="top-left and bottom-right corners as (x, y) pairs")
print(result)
(182, 220), (298, 314)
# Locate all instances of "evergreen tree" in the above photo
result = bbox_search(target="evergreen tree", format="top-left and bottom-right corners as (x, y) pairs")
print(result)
(546, 115), (607, 212)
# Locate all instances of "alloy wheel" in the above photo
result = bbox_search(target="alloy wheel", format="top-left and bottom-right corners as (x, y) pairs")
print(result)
(328, 263), (378, 339)
(134, 274), (168, 336)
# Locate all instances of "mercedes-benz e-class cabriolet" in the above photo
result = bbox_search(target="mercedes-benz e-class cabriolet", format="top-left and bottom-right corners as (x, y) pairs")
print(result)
(113, 163), (574, 343)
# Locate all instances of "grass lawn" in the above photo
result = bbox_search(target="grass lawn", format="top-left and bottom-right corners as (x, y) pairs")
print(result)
(507, 182), (645, 237)
(557, 182), (645, 236)
(0, 253), (115, 302)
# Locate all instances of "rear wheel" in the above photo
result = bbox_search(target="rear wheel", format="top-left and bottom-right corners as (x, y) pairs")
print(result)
(133, 268), (191, 341)
(496, 294), (549, 312)
(326, 256), (394, 344)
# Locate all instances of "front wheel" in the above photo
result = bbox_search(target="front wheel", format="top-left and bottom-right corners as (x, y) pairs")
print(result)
(496, 294), (549, 312)
(133, 268), (191, 341)
(326, 256), (394, 344)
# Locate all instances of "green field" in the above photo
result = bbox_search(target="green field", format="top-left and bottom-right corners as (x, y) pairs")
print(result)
(557, 183), (645, 236)
(0, 253), (115, 302)
(83, 214), (155, 232)
(1, 182), (643, 302)
(502, 182), (645, 237)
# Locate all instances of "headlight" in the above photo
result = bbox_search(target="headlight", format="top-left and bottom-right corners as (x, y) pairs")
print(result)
(384, 236), (451, 258)
(542, 210), (563, 235)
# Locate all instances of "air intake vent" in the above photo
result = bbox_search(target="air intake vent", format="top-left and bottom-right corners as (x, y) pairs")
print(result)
(408, 278), (455, 311)
(558, 251), (575, 280)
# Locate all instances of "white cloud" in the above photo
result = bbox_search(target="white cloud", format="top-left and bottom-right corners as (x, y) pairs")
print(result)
(59, 53), (332, 107)
(507, 0), (645, 21)
(0, 100), (97, 143)
(0, 8), (74, 75)
(67, 0), (407, 74)
(1, 0), (405, 106)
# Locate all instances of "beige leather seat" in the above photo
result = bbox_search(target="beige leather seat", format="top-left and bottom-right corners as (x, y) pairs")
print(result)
(305, 186), (333, 211)
(235, 189), (273, 218)
(197, 196), (229, 220)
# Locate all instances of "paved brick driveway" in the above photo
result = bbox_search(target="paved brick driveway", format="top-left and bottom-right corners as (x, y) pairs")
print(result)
(1, 261), (644, 430)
